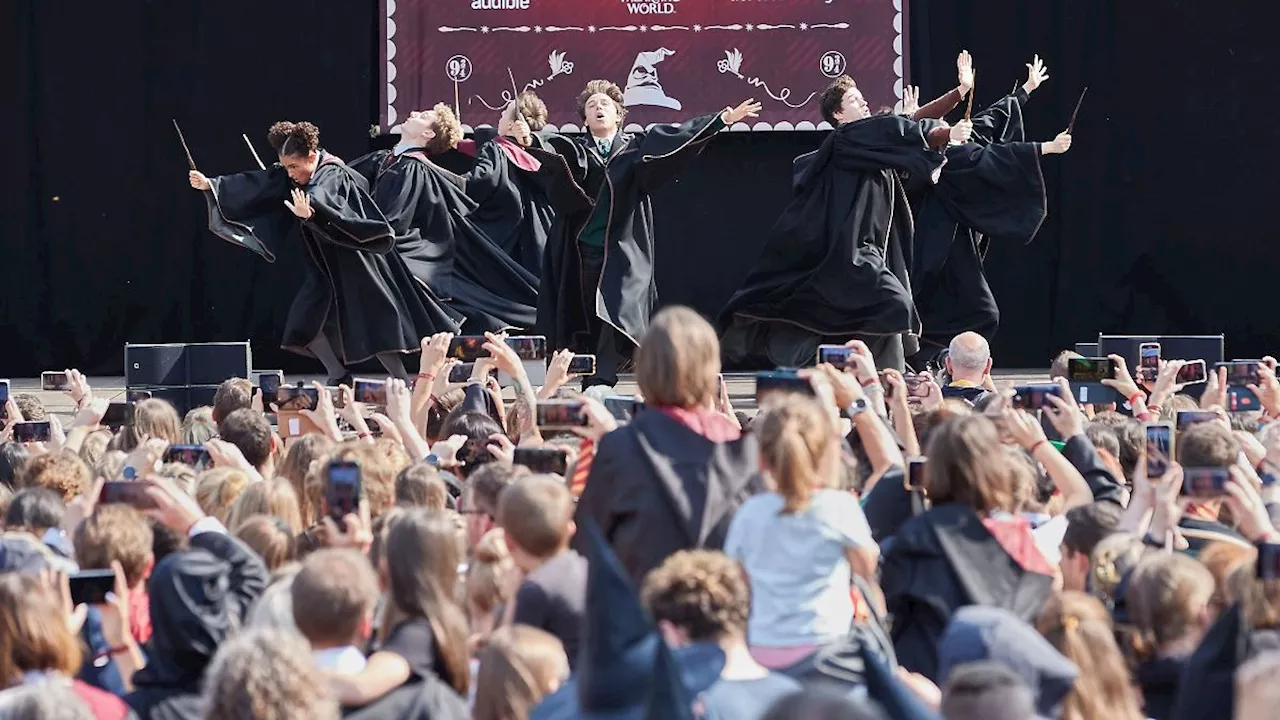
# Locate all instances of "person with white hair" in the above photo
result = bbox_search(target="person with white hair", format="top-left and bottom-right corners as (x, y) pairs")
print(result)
(942, 332), (995, 405)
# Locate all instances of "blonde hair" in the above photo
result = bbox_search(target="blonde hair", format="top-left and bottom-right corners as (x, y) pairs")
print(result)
(1089, 533), (1146, 607)
(278, 434), (335, 527)
(0, 574), (82, 688)
(113, 398), (183, 452)
(1125, 552), (1214, 662)
(1036, 592), (1144, 720)
(195, 468), (252, 525)
(226, 477), (303, 535)
(202, 629), (340, 720)
(635, 306), (721, 410)
(755, 395), (840, 513)
(473, 625), (569, 720)
(467, 529), (515, 618)
(235, 515), (298, 572)
(1200, 541), (1256, 614)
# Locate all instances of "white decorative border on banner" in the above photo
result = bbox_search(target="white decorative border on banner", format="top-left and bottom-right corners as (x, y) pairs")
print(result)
(385, 0), (905, 133)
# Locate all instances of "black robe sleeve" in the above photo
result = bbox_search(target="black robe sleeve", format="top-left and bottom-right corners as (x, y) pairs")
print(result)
(204, 167), (295, 263)
(537, 133), (594, 214)
(798, 115), (946, 193)
(303, 163), (397, 255)
(636, 113), (726, 192)
(463, 140), (509, 207)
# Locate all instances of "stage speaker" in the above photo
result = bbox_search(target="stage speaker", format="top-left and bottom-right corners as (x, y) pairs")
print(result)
(1097, 335), (1225, 400)
(187, 342), (252, 386)
(125, 344), (188, 386)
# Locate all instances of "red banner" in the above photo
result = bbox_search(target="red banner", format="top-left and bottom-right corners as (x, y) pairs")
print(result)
(381, 0), (908, 132)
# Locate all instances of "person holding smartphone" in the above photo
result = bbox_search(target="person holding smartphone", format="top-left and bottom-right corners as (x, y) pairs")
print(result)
(189, 120), (462, 384)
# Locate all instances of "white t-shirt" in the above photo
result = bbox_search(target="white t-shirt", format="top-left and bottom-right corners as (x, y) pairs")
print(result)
(724, 489), (874, 647)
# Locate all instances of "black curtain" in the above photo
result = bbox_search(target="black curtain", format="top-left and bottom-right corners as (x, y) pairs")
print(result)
(6, 0), (1280, 377)
(3, 0), (375, 377)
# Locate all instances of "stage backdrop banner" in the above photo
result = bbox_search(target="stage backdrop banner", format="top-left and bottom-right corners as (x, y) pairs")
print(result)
(380, 0), (908, 133)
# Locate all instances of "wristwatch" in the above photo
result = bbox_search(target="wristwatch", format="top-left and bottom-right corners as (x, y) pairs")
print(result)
(122, 465), (138, 481)
(424, 453), (440, 468)
(844, 398), (871, 419)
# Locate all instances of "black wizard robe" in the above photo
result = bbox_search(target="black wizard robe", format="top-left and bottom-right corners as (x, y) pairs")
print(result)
(909, 88), (1047, 358)
(201, 151), (462, 363)
(718, 114), (947, 370)
(454, 130), (560, 277)
(538, 114), (727, 353)
(349, 148), (539, 332)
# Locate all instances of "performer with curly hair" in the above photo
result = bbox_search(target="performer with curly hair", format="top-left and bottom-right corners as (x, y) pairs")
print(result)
(189, 120), (463, 382)
(350, 103), (540, 331)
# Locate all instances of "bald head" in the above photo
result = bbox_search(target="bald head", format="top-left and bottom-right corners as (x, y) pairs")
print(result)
(947, 332), (992, 383)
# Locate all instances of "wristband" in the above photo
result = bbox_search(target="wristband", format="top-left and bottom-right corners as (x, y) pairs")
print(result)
(1147, 404), (1162, 416)
(860, 377), (881, 389)
(357, 432), (372, 440)
(418, 372), (436, 382)
(1028, 440), (1049, 455)
(1128, 392), (1146, 407)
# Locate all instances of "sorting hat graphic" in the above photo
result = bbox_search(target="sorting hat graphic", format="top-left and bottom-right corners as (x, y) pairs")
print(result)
(530, 520), (724, 720)
(623, 48), (682, 110)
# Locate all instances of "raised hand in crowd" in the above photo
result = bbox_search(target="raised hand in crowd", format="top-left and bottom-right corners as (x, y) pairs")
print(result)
(486, 432), (516, 464)
(296, 379), (343, 442)
(1249, 363), (1280, 416)
(570, 396), (619, 444)
(385, 377), (430, 460)
(97, 559), (145, 691)
(881, 368), (921, 457)
(144, 475), (209, 536)
(538, 349), (576, 399)
(319, 503), (374, 554)
(44, 568), (88, 636)
(431, 433), (470, 470)
(1148, 357), (1188, 406)
(64, 368), (93, 408)
(1200, 365), (1229, 410)
(205, 437), (263, 481)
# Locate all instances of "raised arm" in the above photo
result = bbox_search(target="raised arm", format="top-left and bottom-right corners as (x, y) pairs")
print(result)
(911, 50), (975, 120)
(635, 99), (761, 192)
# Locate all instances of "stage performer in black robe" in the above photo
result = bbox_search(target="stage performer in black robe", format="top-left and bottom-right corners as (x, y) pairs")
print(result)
(189, 121), (462, 382)
(905, 55), (1072, 365)
(349, 104), (540, 332)
(538, 79), (762, 387)
(452, 91), (559, 277)
(718, 76), (969, 372)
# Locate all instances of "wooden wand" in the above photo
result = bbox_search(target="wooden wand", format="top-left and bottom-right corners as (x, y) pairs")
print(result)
(173, 119), (197, 170)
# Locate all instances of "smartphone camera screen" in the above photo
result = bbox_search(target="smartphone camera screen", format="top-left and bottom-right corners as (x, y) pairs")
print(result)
(1222, 361), (1261, 387)
(69, 570), (117, 606)
(536, 401), (588, 428)
(1066, 358), (1116, 383)
(353, 379), (388, 406)
(448, 363), (475, 383)
(602, 396), (643, 423)
(513, 448), (570, 475)
(1145, 424), (1172, 477)
(1012, 384), (1062, 411)
(907, 457), (928, 491)
(1181, 467), (1229, 499)
(1176, 360), (1208, 385)
(13, 421), (52, 444)
(449, 336), (489, 362)
(326, 461), (362, 522)
(505, 336), (548, 361)
(42, 372), (70, 392)
(98, 481), (158, 510)
(1175, 410), (1218, 430)
(1138, 343), (1161, 382)
(567, 355), (597, 376)
(163, 444), (212, 470)
(258, 372), (284, 403)
(816, 345), (854, 368)
(1257, 543), (1280, 581)
(275, 385), (319, 412)
(102, 402), (135, 428)
(755, 371), (815, 403)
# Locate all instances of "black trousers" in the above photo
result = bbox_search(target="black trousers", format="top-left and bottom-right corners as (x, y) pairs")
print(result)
(578, 243), (626, 388)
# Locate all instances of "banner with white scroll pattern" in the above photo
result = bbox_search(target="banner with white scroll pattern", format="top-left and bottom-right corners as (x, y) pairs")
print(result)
(380, 0), (908, 133)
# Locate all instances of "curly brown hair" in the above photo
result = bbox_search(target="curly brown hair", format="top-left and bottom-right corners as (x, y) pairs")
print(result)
(819, 75), (856, 126)
(514, 90), (549, 130)
(267, 121), (321, 157)
(426, 103), (463, 155)
(640, 550), (750, 642)
(21, 450), (91, 503)
(575, 79), (626, 124)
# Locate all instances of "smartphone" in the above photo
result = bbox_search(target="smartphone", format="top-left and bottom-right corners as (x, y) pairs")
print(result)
(1138, 343), (1161, 383)
(755, 370), (815, 403)
(1145, 423), (1173, 477)
(275, 385), (319, 412)
(12, 421), (52, 444)
(1181, 467), (1230, 499)
(0, 379), (8, 420)
(506, 336), (548, 361)
(1220, 361), (1261, 387)
(163, 444), (212, 470)
(325, 461), (362, 523)
(42, 371), (70, 392)
(906, 457), (928, 491)
(903, 372), (928, 398)
(817, 344), (854, 368)
(69, 570), (117, 606)
(567, 354), (597, 376)
(353, 378), (388, 406)
(448, 362), (475, 383)
(327, 387), (346, 410)
(536, 400), (588, 429)
(257, 371), (284, 404)
(448, 336), (490, 362)
(1257, 543), (1280, 581)
(102, 402), (135, 429)
(1066, 357), (1116, 383)
(1176, 360), (1208, 385)
(126, 390), (153, 403)
(1176, 409), (1218, 430)
(1011, 383), (1063, 410)
(513, 447), (570, 475)
(602, 395), (644, 423)
(98, 481), (158, 510)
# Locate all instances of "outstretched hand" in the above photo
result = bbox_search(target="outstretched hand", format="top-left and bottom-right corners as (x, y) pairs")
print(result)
(1024, 54), (1050, 94)
(722, 99), (762, 125)
(1043, 131), (1072, 155)
(189, 170), (211, 191)
(284, 188), (314, 219)
(901, 86), (920, 116)
(957, 50), (974, 95)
